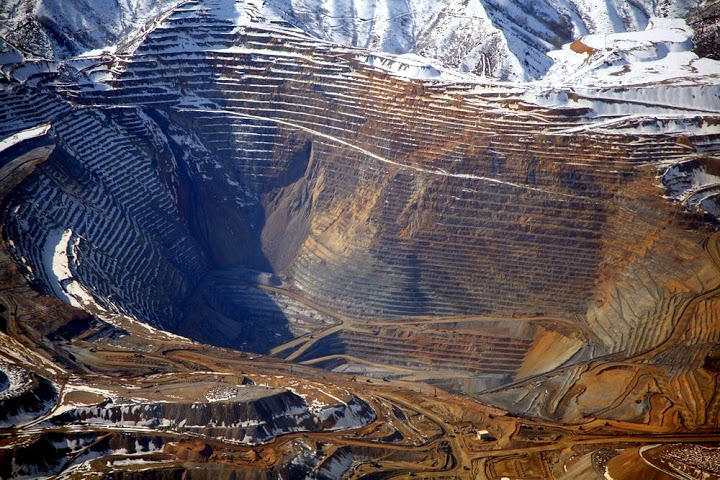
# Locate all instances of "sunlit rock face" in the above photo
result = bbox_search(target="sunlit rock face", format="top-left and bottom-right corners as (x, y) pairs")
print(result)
(2, 0), (720, 429)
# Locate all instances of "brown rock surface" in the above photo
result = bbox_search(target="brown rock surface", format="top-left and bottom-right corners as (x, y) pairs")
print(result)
(1, 0), (720, 476)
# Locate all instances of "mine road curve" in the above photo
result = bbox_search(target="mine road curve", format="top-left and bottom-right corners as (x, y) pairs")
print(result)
(300, 353), (534, 386)
(373, 391), (468, 475)
(23, 406), (457, 476)
(256, 282), (599, 363)
(300, 354), (429, 374)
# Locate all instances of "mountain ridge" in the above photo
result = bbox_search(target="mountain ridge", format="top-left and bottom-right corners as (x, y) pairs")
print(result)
(0, 0), (706, 80)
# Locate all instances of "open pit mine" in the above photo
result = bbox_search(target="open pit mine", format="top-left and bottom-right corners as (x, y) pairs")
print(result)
(1, 0), (720, 477)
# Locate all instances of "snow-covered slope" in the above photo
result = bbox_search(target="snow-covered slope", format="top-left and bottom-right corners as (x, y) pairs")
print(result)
(542, 17), (717, 88)
(277, 0), (702, 80)
(0, 0), (185, 59)
(0, 0), (703, 80)
(524, 16), (720, 131)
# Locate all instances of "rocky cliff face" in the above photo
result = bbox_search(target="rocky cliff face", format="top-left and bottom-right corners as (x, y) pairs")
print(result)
(689, 0), (720, 60)
(0, 365), (376, 478)
(45, 391), (374, 444)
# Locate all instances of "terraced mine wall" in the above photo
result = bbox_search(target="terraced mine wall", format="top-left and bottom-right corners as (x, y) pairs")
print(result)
(45, 391), (374, 444)
(1, 105), (208, 329)
(2, 0), (720, 420)
(0, 362), (57, 427)
(295, 327), (534, 375)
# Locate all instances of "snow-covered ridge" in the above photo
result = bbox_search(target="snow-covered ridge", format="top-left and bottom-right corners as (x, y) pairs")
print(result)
(1, 0), (717, 110)
(268, 0), (699, 80)
(43, 388), (375, 446)
(2, 3), (716, 124)
(0, 0), (186, 59)
(0, 0), (705, 81)
(516, 16), (720, 126)
(541, 17), (720, 89)
(0, 124), (50, 154)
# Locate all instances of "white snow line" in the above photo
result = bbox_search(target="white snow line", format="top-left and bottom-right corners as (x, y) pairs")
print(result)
(43, 229), (77, 306)
(0, 124), (50, 153)
(176, 107), (594, 202)
(553, 115), (644, 134)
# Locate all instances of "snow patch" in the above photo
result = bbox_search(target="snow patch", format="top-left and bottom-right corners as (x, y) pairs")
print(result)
(363, 53), (445, 80)
(42, 229), (98, 309)
(0, 124), (50, 153)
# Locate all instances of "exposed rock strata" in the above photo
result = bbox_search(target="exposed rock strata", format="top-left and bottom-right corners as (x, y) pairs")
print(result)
(1, 0), (719, 432)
